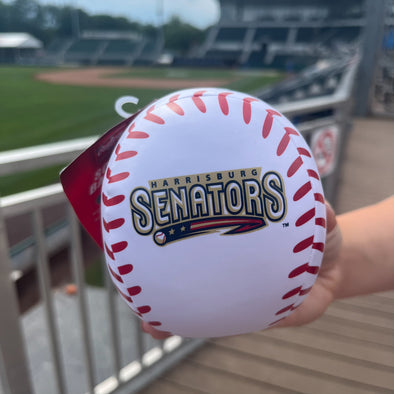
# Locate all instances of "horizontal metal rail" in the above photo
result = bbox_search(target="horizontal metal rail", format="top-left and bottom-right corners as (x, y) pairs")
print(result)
(275, 57), (358, 116)
(0, 184), (65, 217)
(0, 137), (97, 176)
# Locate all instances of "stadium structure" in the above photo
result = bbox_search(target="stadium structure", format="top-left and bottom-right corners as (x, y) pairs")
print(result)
(196, 0), (364, 69)
(372, 0), (394, 114)
(44, 29), (164, 66)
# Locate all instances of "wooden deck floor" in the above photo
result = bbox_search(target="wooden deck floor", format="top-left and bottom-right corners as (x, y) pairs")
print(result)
(141, 117), (394, 394)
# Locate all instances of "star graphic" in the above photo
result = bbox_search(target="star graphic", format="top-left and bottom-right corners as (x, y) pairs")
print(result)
(169, 228), (175, 235)
(180, 226), (186, 232)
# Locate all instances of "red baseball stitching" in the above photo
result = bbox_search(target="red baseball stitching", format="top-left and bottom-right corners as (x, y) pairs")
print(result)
(192, 90), (207, 113)
(167, 94), (184, 116)
(137, 305), (151, 314)
(287, 156), (303, 177)
(148, 321), (162, 326)
(242, 97), (258, 124)
(105, 98), (184, 326)
(297, 147), (312, 157)
(144, 105), (165, 124)
(277, 127), (299, 156)
(104, 90), (325, 331)
(289, 263), (320, 278)
(118, 264), (133, 275)
(314, 193), (324, 203)
(307, 169), (320, 180)
(114, 284), (133, 303)
(282, 285), (312, 299)
(262, 109), (281, 138)
(259, 108), (325, 325)
(106, 168), (129, 183)
(127, 123), (150, 139)
(295, 208), (315, 227)
(293, 181), (312, 201)
(127, 286), (142, 296)
(102, 193), (125, 206)
(114, 144), (137, 161)
(105, 241), (128, 260)
(218, 92), (232, 115)
(103, 218), (125, 232)
(107, 264), (123, 283)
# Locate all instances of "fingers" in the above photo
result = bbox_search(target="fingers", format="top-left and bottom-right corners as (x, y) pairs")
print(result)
(141, 321), (172, 340)
(325, 200), (337, 233)
(323, 200), (342, 263)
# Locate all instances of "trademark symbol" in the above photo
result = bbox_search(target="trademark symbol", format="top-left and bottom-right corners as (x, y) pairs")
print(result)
(282, 223), (289, 228)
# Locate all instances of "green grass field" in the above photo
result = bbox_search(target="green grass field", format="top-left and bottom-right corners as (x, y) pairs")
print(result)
(0, 66), (282, 196)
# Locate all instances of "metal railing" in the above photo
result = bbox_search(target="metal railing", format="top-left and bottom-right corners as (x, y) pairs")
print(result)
(0, 60), (357, 394)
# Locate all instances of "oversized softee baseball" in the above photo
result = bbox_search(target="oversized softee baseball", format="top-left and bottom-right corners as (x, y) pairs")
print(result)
(101, 88), (326, 338)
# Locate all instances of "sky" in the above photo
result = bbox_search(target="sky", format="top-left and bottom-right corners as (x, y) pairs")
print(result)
(36, 0), (220, 28)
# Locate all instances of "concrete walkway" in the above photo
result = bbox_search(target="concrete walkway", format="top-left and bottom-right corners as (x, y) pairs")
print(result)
(16, 286), (159, 394)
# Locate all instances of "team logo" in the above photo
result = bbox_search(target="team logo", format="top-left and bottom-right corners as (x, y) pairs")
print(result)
(130, 168), (287, 246)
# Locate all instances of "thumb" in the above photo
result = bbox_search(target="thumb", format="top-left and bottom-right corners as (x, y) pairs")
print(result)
(323, 200), (342, 263)
(325, 200), (337, 233)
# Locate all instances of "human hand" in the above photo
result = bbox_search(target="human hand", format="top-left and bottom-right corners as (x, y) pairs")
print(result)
(274, 201), (343, 327)
(141, 320), (172, 340)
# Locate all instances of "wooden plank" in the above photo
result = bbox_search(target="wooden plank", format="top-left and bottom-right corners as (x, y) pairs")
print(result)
(325, 303), (394, 329)
(163, 356), (290, 394)
(141, 378), (209, 394)
(332, 299), (394, 317)
(215, 334), (394, 390)
(376, 290), (394, 300)
(339, 294), (394, 314)
(191, 342), (381, 394)
(308, 314), (394, 347)
(260, 326), (394, 367)
(335, 119), (394, 213)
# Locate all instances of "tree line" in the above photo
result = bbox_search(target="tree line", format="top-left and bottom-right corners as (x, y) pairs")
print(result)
(0, 0), (207, 54)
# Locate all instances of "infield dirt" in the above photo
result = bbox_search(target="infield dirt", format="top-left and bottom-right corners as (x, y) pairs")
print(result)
(36, 67), (232, 89)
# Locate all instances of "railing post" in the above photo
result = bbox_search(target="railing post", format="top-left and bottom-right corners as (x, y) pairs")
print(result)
(32, 208), (67, 394)
(68, 206), (96, 393)
(0, 205), (33, 394)
(354, 0), (386, 116)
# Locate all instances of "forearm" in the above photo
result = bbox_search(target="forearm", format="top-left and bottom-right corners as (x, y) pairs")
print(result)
(334, 196), (394, 299)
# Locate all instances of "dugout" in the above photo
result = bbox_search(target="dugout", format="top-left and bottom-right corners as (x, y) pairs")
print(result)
(0, 32), (43, 64)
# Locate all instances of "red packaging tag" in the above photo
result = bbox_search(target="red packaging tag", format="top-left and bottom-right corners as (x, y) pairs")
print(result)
(60, 110), (142, 248)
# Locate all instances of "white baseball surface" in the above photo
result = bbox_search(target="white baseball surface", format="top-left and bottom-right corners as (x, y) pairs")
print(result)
(101, 88), (326, 338)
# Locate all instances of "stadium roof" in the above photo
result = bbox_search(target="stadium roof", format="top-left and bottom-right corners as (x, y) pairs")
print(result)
(0, 33), (43, 49)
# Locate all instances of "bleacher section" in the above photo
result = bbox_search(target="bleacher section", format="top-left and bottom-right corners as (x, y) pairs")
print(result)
(41, 38), (74, 64)
(134, 35), (164, 65)
(254, 27), (288, 43)
(45, 30), (163, 66)
(205, 49), (243, 66)
(98, 39), (140, 65)
(296, 26), (362, 45)
(198, 0), (364, 70)
(216, 27), (248, 42)
(202, 23), (361, 69)
(256, 57), (353, 106)
(64, 39), (104, 64)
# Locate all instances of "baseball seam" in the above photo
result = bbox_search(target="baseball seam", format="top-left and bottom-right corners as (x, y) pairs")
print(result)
(265, 112), (326, 326)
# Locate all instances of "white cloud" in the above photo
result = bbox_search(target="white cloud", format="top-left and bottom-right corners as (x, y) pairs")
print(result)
(36, 0), (220, 28)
